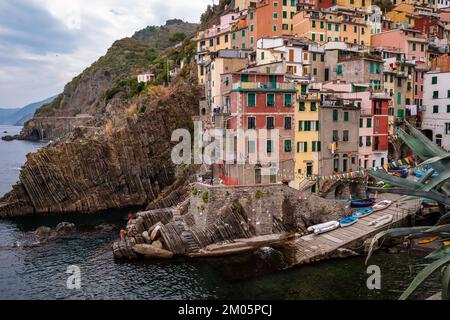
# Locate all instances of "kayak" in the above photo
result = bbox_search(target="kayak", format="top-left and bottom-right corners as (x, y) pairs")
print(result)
(413, 170), (425, 178)
(418, 236), (439, 245)
(373, 200), (393, 212)
(339, 216), (358, 227)
(351, 198), (376, 208)
(307, 221), (340, 235)
(369, 214), (393, 228)
(352, 207), (375, 218)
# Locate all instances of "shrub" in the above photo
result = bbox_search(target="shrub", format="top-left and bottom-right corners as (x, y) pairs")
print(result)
(201, 191), (209, 203)
(191, 187), (198, 196)
(255, 191), (264, 199)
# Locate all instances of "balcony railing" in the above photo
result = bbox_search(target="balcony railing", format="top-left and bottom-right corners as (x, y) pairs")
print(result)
(232, 82), (296, 91)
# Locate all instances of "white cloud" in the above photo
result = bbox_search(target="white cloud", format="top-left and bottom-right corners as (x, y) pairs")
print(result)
(0, 0), (210, 108)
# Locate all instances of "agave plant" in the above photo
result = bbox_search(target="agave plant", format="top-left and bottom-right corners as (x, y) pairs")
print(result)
(366, 122), (450, 300)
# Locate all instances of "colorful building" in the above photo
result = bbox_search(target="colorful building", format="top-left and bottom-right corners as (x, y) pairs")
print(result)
(421, 71), (450, 151)
(217, 71), (296, 185)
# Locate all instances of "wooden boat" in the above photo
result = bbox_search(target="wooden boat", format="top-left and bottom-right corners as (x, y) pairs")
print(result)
(339, 216), (358, 227)
(352, 207), (375, 218)
(307, 221), (340, 235)
(373, 200), (393, 212)
(350, 198), (376, 208)
(369, 214), (393, 228)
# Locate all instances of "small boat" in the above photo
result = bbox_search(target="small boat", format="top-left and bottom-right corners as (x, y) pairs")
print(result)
(369, 214), (393, 228)
(373, 200), (393, 212)
(418, 236), (439, 245)
(352, 207), (374, 218)
(350, 198), (376, 208)
(413, 170), (425, 178)
(307, 221), (340, 235)
(382, 183), (393, 189)
(339, 216), (358, 227)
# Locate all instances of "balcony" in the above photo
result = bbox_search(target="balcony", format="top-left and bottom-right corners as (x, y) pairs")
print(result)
(232, 82), (296, 92)
(198, 45), (208, 53)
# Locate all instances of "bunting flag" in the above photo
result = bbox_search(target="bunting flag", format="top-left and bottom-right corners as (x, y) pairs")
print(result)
(295, 156), (416, 182)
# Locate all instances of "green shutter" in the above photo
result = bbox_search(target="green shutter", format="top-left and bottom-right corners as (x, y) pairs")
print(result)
(316, 121), (320, 131)
(337, 65), (342, 74)
(299, 101), (305, 111)
(248, 93), (256, 107)
(397, 109), (404, 119)
(267, 93), (274, 106)
(344, 112), (349, 122)
(333, 109), (338, 121)
(311, 102), (317, 111)
(241, 74), (249, 82)
(285, 94), (292, 106)
(298, 121), (303, 131)
(304, 142), (308, 153)
(367, 118), (372, 128)
(312, 141), (316, 152)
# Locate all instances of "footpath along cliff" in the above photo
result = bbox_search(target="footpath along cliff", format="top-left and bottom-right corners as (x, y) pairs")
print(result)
(0, 84), (201, 218)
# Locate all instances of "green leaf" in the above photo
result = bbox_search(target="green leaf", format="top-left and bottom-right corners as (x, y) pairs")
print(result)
(425, 246), (450, 260)
(365, 226), (429, 264)
(443, 265), (450, 300)
(399, 255), (450, 300)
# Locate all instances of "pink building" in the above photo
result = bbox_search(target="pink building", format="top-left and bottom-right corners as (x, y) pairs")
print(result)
(322, 81), (389, 169)
(371, 29), (428, 63)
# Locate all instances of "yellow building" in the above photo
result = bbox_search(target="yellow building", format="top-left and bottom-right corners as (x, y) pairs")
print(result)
(337, 0), (372, 10)
(385, 3), (418, 29)
(293, 9), (371, 46)
(294, 82), (321, 189)
(281, 0), (299, 35)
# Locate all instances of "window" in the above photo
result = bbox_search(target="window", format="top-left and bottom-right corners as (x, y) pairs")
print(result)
(225, 34), (228, 43)
(370, 62), (375, 74)
(312, 141), (321, 152)
(250, 12), (254, 20)
(433, 105), (439, 113)
(327, 23), (331, 31)
(284, 117), (292, 129)
(299, 101), (305, 111)
(344, 112), (349, 122)
(448, 105), (450, 113)
(360, 118), (363, 128)
(332, 109), (339, 121)
(412, 43), (416, 51)
(284, 140), (292, 152)
(297, 142), (308, 153)
(335, 24), (339, 31)
(241, 74), (249, 82)
(448, 90), (450, 98)
(232, 32), (236, 40)
(337, 65), (342, 74)
(343, 130), (349, 142)
(273, 12), (278, 19)
(311, 33), (316, 41)
(267, 140), (273, 153)
(248, 117), (256, 129)
(298, 121), (303, 131)
(367, 118), (372, 128)
(312, 20), (316, 28)
(247, 93), (256, 106)
(255, 169), (262, 184)
(267, 117), (275, 129)
(248, 140), (256, 153)
(366, 136), (371, 147)
(397, 92), (402, 105)
(320, 21), (324, 29)
(283, 11), (287, 19)
(242, 29), (246, 37)
(432, 76), (438, 85)
(267, 93), (275, 106)
(284, 94), (292, 106)
(320, 34), (324, 42)
(316, 121), (320, 131)
(397, 109), (404, 119)
(273, 25), (277, 32)
(333, 130), (339, 142)
(359, 136), (363, 147)
(433, 91), (439, 99)
(304, 121), (312, 131)
(311, 102), (317, 111)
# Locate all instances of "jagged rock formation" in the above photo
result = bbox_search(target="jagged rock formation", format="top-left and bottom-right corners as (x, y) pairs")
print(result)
(112, 183), (351, 259)
(0, 84), (202, 218)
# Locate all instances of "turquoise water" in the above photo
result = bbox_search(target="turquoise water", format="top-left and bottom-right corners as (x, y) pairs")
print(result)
(0, 126), (441, 300)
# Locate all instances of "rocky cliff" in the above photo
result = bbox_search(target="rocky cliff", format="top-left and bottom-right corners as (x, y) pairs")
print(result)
(20, 20), (198, 141)
(0, 84), (202, 218)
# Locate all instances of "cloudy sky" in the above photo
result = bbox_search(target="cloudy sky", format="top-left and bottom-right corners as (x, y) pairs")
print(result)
(0, 0), (211, 109)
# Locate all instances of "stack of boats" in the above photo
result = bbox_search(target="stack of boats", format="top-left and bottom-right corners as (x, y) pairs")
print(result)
(307, 199), (394, 235)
